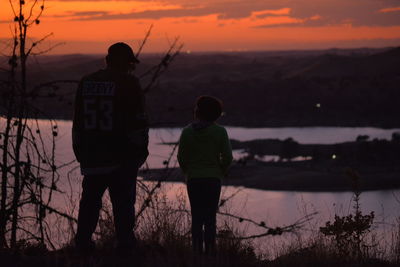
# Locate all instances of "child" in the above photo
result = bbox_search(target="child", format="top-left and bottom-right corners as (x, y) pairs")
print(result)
(177, 95), (233, 254)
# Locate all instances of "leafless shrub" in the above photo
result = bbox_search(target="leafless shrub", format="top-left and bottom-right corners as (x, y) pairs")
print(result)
(0, 0), (74, 249)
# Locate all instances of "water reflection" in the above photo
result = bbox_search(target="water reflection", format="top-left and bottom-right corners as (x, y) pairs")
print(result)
(4, 119), (399, 253)
(156, 182), (399, 232)
(151, 182), (400, 256)
(39, 119), (400, 169)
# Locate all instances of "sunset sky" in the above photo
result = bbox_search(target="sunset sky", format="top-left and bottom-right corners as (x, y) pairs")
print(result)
(1, 0), (400, 54)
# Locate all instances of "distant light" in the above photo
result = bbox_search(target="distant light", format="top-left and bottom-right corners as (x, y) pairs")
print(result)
(332, 154), (337, 159)
(186, 50), (191, 54)
(316, 103), (321, 108)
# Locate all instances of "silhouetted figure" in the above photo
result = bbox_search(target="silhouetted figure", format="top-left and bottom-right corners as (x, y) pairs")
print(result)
(177, 96), (233, 255)
(72, 42), (148, 253)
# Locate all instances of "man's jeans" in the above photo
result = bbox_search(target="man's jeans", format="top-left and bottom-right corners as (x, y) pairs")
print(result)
(187, 177), (221, 254)
(75, 165), (137, 249)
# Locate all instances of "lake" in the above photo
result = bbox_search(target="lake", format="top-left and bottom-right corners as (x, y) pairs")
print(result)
(2, 119), (400, 253)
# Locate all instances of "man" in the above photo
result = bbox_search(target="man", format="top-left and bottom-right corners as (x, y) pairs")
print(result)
(72, 42), (148, 252)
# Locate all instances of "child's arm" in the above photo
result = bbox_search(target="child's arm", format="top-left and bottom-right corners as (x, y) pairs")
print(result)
(220, 128), (233, 175)
(177, 129), (188, 174)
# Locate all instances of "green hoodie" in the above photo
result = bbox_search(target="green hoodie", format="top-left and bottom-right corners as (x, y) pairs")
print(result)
(177, 123), (233, 180)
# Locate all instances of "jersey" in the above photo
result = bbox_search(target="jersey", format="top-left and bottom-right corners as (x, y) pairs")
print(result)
(72, 69), (148, 174)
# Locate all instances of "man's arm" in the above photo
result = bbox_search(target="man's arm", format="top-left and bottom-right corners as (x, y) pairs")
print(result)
(125, 76), (149, 167)
(72, 80), (84, 162)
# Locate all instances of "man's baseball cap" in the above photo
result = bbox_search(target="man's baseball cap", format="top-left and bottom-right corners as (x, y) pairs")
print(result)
(107, 42), (140, 63)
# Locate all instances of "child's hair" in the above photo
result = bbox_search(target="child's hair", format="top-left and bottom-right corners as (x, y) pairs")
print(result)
(195, 95), (223, 122)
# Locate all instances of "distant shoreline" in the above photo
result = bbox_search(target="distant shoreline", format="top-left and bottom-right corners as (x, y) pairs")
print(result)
(141, 137), (400, 192)
(7, 116), (400, 130)
(140, 161), (400, 192)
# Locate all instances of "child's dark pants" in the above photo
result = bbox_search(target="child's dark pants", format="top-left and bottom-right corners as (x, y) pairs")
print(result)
(75, 166), (137, 250)
(187, 177), (221, 254)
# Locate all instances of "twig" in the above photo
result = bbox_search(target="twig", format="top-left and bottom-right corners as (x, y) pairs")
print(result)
(136, 24), (153, 58)
(218, 211), (318, 240)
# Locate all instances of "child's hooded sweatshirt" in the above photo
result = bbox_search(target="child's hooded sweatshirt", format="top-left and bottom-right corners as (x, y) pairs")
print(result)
(177, 122), (233, 180)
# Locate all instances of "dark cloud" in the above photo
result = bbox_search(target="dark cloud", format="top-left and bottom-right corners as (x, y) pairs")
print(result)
(287, 0), (400, 27)
(71, 1), (282, 21)
(71, 7), (212, 21)
(45, 10), (111, 18)
(55, 0), (400, 27)
(71, 11), (110, 16)
(67, 0), (284, 21)
(254, 23), (300, 29)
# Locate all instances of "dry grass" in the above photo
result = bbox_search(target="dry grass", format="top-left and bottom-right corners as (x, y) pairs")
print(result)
(2, 181), (400, 267)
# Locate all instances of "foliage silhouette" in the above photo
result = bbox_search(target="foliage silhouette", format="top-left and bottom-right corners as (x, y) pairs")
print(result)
(320, 169), (375, 259)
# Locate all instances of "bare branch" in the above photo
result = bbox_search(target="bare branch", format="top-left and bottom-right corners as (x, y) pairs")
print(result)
(136, 24), (153, 58)
(30, 42), (65, 56)
(218, 211), (318, 240)
(135, 143), (179, 224)
(8, 0), (17, 18)
(219, 188), (243, 207)
(26, 32), (53, 56)
(40, 203), (77, 223)
(26, 0), (39, 23)
(141, 37), (183, 93)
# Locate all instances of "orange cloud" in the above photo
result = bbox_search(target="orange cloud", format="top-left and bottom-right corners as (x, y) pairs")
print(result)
(1, 0), (400, 54)
(253, 16), (304, 27)
(44, 1), (184, 20)
(252, 8), (292, 18)
(379, 7), (400, 13)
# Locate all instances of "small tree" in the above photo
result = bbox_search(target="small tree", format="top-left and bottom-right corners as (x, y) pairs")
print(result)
(0, 0), (73, 249)
(320, 169), (375, 260)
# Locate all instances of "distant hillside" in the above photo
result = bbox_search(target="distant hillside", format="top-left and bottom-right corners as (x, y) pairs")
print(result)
(0, 47), (399, 127)
(292, 47), (400, 78)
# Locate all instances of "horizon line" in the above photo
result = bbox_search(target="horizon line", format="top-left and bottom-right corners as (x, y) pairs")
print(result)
(34, 45), (399, 57)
